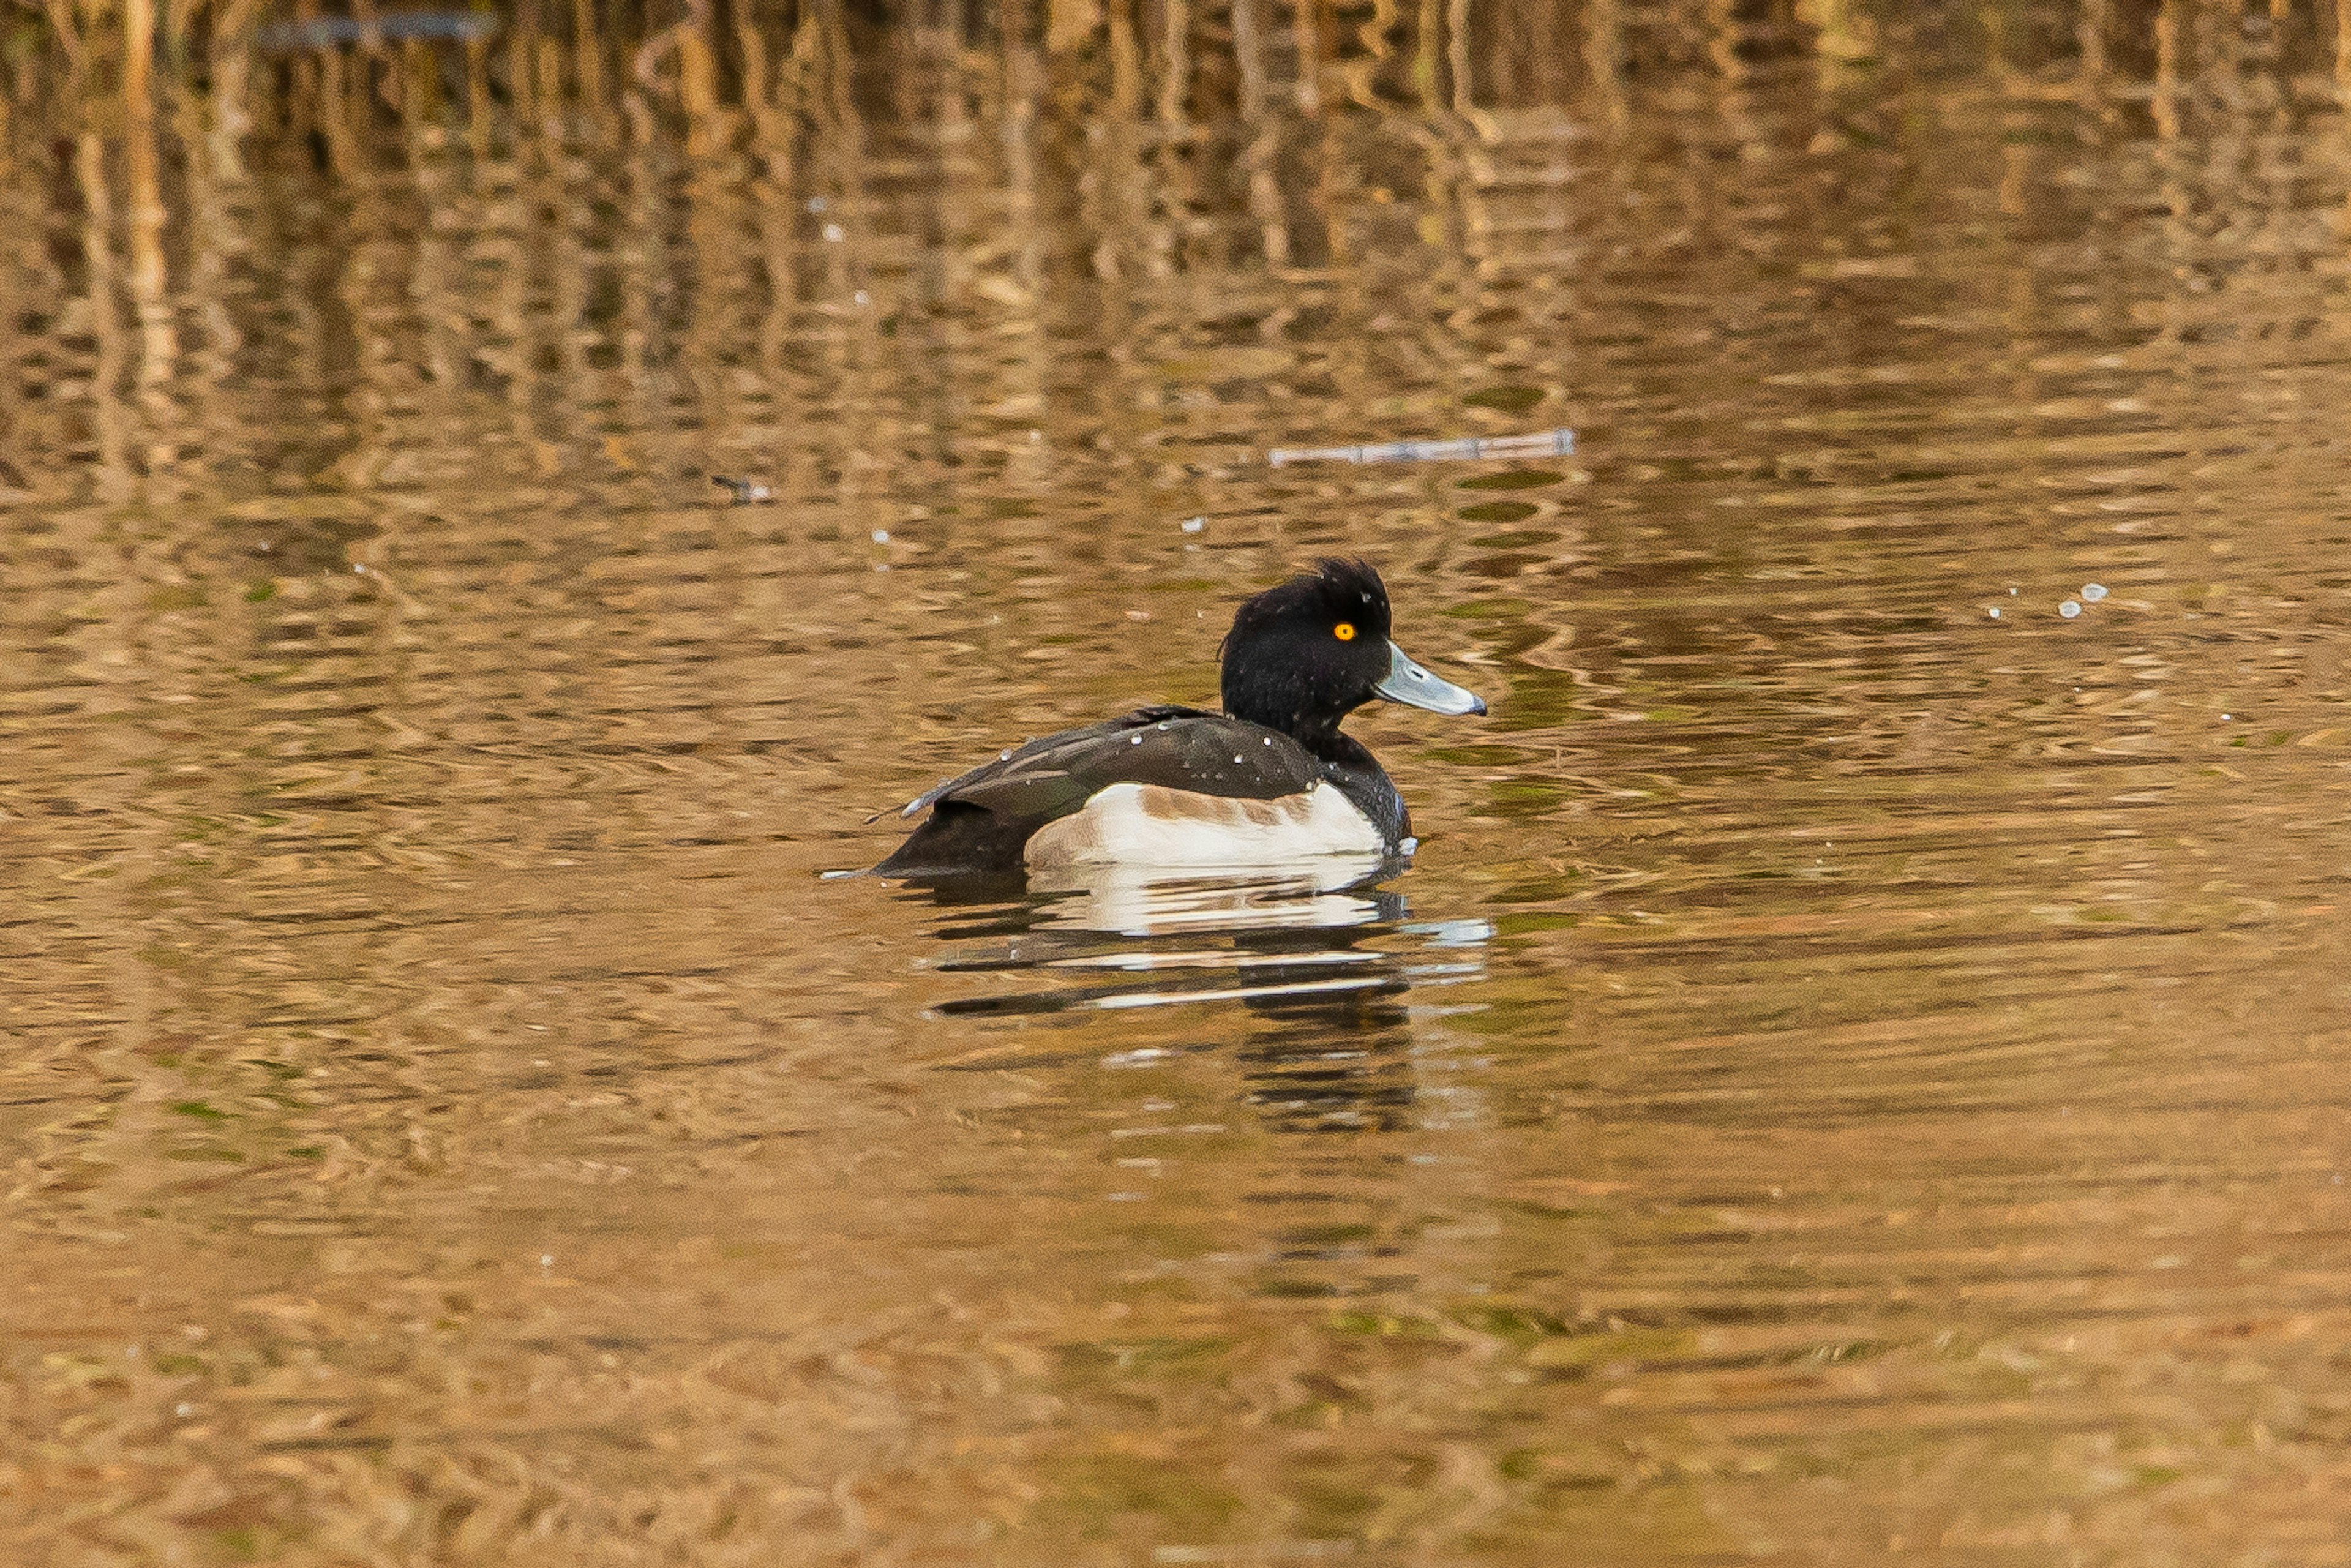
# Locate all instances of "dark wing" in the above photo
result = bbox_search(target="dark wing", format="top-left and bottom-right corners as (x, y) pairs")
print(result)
(898, 705), (1182, 820)
(876, 707), (1328, 877)
(879, 710), (1325, 883)
(899, 707), (1321, 824)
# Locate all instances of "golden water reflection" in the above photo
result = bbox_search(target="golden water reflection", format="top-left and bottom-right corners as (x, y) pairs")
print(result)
(7, 2), (2351, 1563)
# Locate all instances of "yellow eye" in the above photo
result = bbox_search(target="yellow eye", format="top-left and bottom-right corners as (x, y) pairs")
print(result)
(1333, 622), (1357, 642)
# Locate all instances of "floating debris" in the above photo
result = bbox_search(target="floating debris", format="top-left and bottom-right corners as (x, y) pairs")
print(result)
(2082, 583), (2109, 601)
(1180, 517), (1205, 533)
(1269, 427), (1575, 467)
(1989, 607), (2001, 618)
(255, 11), (500, 50)
(872, 530), (891, 544)
(711, 475), (773, 505)
(2060, 599), (2082, 618)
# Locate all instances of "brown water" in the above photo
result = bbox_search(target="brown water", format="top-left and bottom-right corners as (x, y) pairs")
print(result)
(8, 5), (2351, 1564)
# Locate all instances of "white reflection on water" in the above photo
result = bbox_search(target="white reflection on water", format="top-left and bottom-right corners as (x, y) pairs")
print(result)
(1028, 851), (1406, 937)
(908, 854), (1492, 1019)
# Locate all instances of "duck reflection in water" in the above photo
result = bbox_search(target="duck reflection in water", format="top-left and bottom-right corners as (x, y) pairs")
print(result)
(907, 853), (1491, 1137)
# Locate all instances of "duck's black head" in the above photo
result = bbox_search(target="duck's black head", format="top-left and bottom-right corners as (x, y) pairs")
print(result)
(1219, 558), (1486, 745)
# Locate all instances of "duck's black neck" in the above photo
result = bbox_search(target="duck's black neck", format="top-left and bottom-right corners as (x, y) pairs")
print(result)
(1224, 694), (1347, 752)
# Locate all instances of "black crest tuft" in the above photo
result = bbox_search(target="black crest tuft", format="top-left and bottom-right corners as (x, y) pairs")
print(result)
(1308, 556), (1390, 616)
(1221, 559), (1392, 655)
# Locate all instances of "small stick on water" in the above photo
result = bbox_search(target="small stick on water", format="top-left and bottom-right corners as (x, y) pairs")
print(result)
(711, 475), (774, 505)
(1267, 427), (1576, 467)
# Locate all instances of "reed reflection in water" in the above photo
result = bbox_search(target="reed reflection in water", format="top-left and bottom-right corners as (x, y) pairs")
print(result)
(7, 1), (2351, 1564)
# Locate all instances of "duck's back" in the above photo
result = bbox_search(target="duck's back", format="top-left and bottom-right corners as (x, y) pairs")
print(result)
(876, 706), (1377, 877)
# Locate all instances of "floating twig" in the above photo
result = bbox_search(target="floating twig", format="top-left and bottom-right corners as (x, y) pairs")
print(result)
(1268, 427), (1575, 467)
(711, 475), (774, 505)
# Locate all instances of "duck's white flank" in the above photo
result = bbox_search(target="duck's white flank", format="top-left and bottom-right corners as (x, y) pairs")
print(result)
(1023, 780), (1384, 868)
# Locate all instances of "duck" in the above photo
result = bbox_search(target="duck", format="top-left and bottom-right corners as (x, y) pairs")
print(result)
(875, 558), (1487, 878)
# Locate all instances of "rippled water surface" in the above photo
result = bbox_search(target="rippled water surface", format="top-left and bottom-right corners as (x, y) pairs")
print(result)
(8, 4), (2351, 1563)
